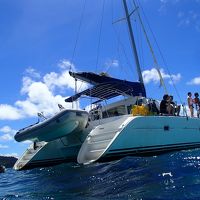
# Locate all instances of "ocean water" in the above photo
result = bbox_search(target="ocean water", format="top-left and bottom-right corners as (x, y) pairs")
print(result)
(1, 149), (200, 199)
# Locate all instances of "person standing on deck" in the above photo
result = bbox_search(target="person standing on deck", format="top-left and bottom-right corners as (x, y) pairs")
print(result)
(194, 92), (200, 118)
(187, 92), (194, 117)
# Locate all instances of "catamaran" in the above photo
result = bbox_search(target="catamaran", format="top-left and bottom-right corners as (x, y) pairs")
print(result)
(14, 0), (200, 170)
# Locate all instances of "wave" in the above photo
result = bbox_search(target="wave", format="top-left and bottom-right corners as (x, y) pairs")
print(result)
(1, 149), (200, 199)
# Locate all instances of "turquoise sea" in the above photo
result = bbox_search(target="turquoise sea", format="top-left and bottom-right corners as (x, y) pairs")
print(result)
(1, 149), (200, 199)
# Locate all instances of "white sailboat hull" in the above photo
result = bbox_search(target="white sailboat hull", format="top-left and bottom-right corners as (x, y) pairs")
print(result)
(15, 115), (200, 170)
(14, 137), (83, 170)
(77, 115), (200, 164)
(104, 116), (200, 159)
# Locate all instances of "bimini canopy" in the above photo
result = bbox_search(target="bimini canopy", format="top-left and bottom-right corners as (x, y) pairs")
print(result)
(65, 72), (146, 103)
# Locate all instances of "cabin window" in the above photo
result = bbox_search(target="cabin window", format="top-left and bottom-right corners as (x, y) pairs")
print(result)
(102, 105), (126, 118)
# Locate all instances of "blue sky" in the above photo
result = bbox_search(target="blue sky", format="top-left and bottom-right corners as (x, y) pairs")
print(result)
(0, 0), (200, 157)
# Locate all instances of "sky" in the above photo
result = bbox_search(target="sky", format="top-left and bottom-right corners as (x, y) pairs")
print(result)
(0, 0), (200, 157)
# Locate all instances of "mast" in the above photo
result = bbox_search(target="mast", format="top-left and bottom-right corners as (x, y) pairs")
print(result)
(122, 0), (144, 84)
(132, 0), (168, 94)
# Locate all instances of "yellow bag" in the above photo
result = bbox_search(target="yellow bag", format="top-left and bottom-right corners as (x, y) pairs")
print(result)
(132, 105), (149, 116)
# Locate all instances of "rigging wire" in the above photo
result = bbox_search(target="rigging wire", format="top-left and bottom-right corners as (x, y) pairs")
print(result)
(69, 0), (87, 105)
(137, 0), (184, 106)
(104, 0), (121, 77)
(111, 1), (137, 80)
(130, 0), (144, 70)
(123, 0), (144, 84)
(134, 5), (145, 73)
(95, 0), (106, 72)
(70, 0), (87, 70)
(132, 0), (168, 94)
(111, 0), (126, 78)
(125, 10), (140, 80)
(112, 24), (135, 80)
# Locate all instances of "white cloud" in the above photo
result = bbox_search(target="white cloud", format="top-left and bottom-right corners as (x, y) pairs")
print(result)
(21, 76), (34, 94)
(0, 104), (23, 120)
(169, 73), (181, 85)
(0, 126), (16, 141)
(43, 71), (76, 92)
(0, 59), (88, 120)
(15, 100), (40, 117)
(0, 134), (13, 141)
(187, 77), (200, 85)
(25, 67), (41, 79)
(142, 68), (181, 85)
(0, 144), (9, 149)
(58, 59), (75, 71)
(17, 77), (73, 117)
(16, 83), (73, 117)
(43, 60), (87, 93)
(0, 126), (16, 135)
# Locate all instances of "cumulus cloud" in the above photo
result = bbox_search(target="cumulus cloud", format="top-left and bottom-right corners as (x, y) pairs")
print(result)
(142, 68), (181, 85)
(25, 67), (41, 79)
(0, 105), (23, 120)
(21, 76), (34, 94)
(0, 134), (13, 141)
(0, 126), (17, 141)
(0, 126), (16, 134)
(43, 70), (77, 92)
(187, 77), (200, 85)
(0, 59), (88, 120)
(58, 59), (75, 71)
(16, 82), (73, 117)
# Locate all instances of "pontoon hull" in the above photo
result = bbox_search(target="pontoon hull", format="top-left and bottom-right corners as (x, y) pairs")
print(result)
(14, 115), (200, 170)
(77, 115), (200, 164)
(103, 116), (200, 160)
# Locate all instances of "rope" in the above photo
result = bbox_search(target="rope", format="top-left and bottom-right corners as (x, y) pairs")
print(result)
(133, 0), (168, 94)
(137, 0), (184, 107)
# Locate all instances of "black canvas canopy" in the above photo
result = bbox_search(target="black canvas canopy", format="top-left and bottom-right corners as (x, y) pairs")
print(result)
(65, 72), (146, 103)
